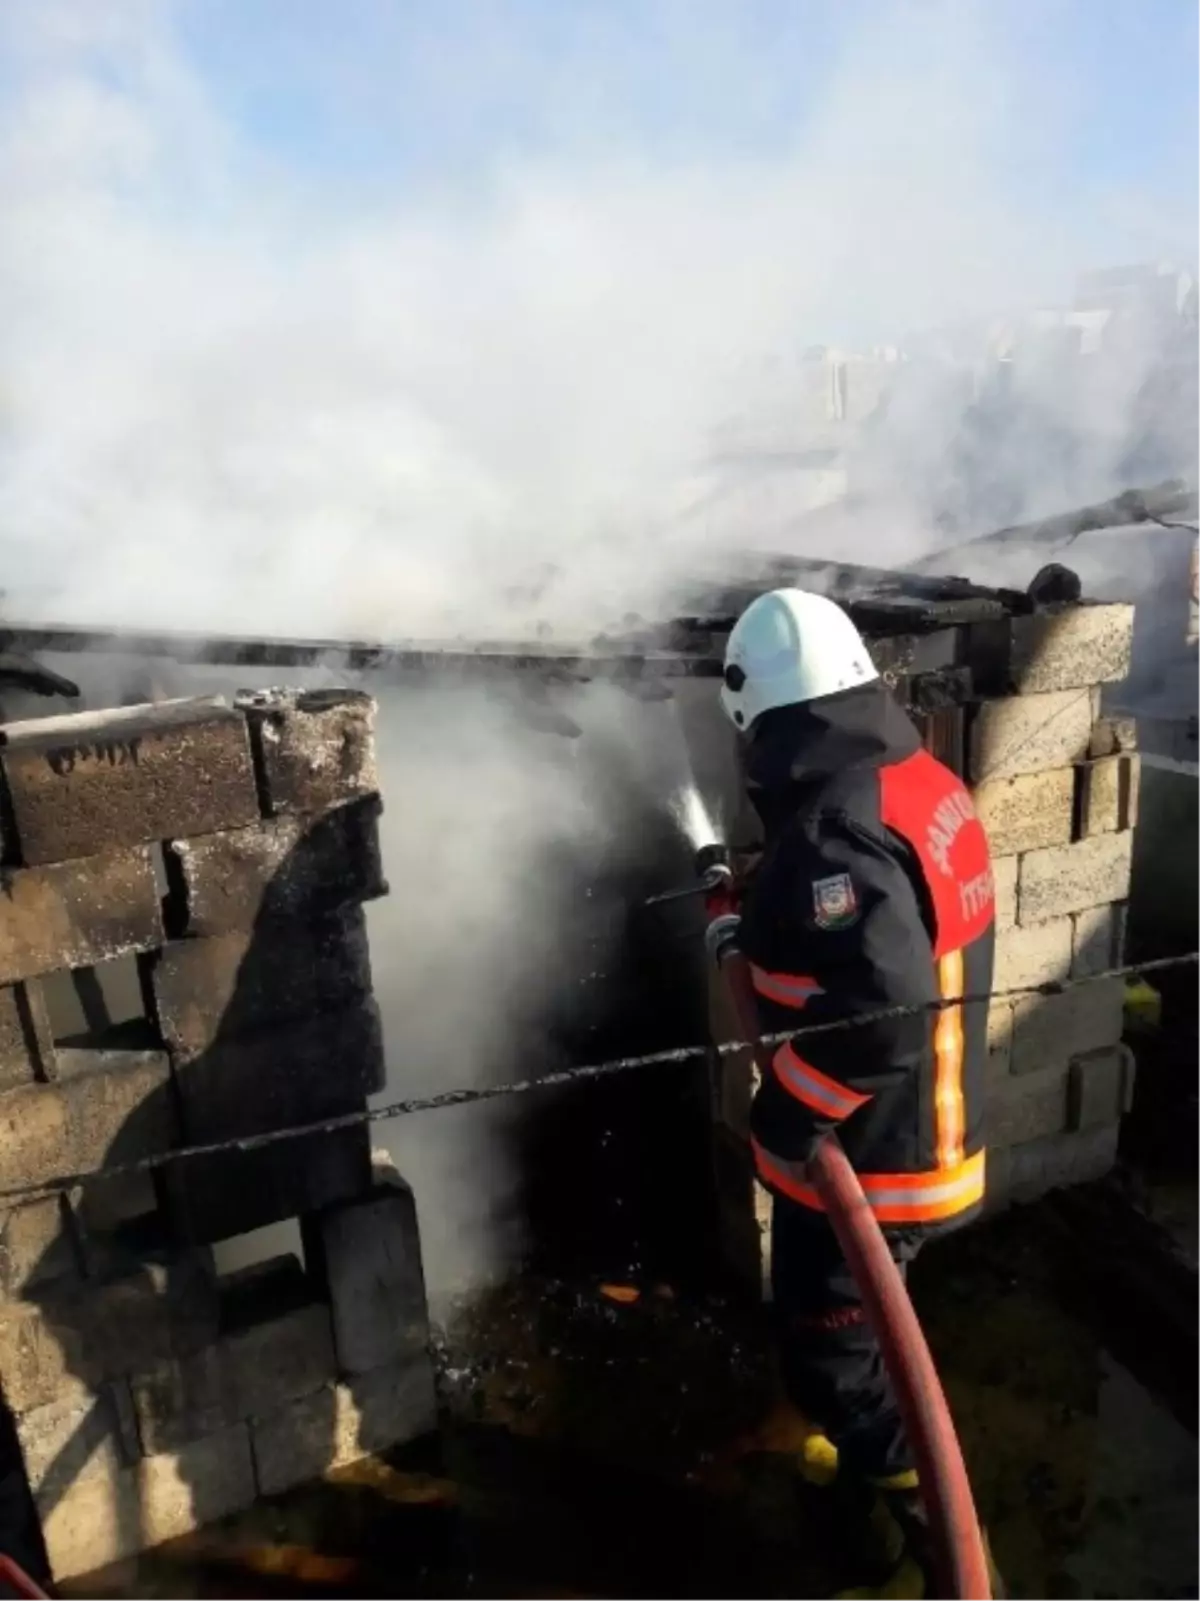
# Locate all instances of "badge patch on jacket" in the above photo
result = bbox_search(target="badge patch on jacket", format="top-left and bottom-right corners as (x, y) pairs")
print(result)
(811, 872), (859, 929)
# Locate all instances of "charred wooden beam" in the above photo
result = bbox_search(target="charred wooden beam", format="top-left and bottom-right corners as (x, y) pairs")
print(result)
(675, 557), (1008, 627)
(0, 559), (1042, 691)
(0, 622), (724, 680)
(0, 655), (80, 699)
(914, 477), (1199, 572)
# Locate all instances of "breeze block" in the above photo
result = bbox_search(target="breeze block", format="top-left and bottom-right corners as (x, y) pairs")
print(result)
(0, 690), (435, 1584)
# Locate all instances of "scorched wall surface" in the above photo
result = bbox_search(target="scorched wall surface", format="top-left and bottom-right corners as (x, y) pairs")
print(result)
(0, 689), (437, 1581)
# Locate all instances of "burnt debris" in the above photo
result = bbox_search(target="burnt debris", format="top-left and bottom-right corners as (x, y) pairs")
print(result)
(0, 561), (1076, 693)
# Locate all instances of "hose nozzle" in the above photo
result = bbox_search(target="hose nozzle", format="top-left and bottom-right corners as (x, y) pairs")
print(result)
(643, 842), (732, 906)
(693, 843), (732, 885)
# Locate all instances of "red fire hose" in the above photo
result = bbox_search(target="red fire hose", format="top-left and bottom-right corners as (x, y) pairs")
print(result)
(0, 1554), (49, 1600)
(720, 950), (992, 1601)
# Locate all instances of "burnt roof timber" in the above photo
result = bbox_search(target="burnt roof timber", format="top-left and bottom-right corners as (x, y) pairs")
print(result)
(0, 622), (726, 679)
(913, 478), (1198, 572)
(676, 554), (1003, 610)
(0, 560), (1033, 683)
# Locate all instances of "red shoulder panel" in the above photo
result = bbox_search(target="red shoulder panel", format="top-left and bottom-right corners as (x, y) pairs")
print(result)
(879, 750), (994, 957)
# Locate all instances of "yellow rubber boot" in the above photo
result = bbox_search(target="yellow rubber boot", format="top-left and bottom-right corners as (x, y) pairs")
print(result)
(835, 1556), (926, 1601)
(836, 1531), (1005, 1601)
(748, 1399), (839, 1487)
(704, 1399), (839, 1488)
(798, 1427), (839, 1487)
(831, 1490), (913, 1599)
(835, 1484), (1007, 1601)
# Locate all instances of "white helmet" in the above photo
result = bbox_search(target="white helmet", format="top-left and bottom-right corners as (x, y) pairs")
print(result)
(719, 587), (878, 730)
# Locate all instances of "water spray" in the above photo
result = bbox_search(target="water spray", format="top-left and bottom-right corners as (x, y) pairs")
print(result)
(668, 779), (721, 856)
(637, 685), (728, 902)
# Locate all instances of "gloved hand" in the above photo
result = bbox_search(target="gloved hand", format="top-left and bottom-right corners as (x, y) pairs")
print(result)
(750, 1072), (828, 1167)
(704, 910), (741, 967)
(703, 878), (742, 967)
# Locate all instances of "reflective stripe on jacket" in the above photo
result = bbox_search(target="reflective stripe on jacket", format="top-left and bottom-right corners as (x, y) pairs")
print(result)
(737, 682), (996, 1236)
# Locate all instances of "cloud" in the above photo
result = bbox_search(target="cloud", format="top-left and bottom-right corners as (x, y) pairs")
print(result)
(1, 0), (1191, 641)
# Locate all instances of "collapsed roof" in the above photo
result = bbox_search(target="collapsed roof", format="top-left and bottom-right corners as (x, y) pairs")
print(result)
(0, 481), (1192, 697)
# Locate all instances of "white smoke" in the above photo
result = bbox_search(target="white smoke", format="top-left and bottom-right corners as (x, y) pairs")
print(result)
(1, 0), (1193, 1298)
(2, 0), (1193, 641)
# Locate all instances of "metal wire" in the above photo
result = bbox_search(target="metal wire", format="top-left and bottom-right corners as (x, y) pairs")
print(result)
(0, 950), (1192, 1209)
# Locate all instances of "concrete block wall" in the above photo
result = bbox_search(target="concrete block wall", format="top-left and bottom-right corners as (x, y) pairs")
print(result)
(968, 604), (1138, 1211)
(708, 601), (1139, 1296)
(0, 689), (436, 1582)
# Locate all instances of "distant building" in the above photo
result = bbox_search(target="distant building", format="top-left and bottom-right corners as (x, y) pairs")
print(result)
(697, 264), (1197, 546)
(1073, 262), (1196, 320)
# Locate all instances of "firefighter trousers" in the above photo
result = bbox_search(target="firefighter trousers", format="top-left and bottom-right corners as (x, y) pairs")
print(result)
(770, 1196), (921, 1483)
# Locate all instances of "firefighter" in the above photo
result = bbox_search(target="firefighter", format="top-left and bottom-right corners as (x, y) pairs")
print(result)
(713, 587), (997, 1597)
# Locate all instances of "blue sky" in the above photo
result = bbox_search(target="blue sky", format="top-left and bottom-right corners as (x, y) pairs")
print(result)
(0, 0), (1194, 635)
(172, 0), (1197, 227)
(0, 0), (1193, 262)
(177, 0), (852, 174)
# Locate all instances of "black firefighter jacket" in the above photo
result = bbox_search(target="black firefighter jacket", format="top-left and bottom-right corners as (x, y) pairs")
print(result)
(736, 682), (996, 1235)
